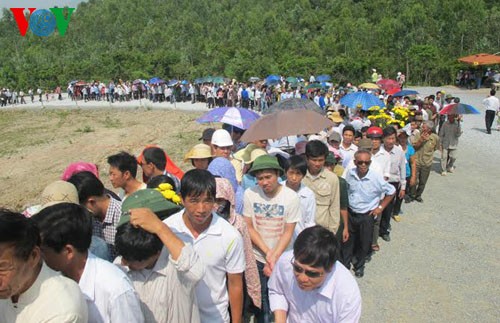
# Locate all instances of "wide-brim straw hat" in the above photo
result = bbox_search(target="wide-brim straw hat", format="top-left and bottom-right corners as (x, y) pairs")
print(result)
(184, 144), (213, 162)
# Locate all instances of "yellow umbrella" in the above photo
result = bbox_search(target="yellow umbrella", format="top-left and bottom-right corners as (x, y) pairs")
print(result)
(358, 82), (380, 89)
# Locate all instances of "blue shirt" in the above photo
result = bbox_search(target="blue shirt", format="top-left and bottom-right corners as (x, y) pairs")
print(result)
(405, 145), (415, 178)
(345, 168), (395, 214)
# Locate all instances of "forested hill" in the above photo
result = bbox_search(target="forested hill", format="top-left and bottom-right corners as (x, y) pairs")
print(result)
(0, 0), (498, 89)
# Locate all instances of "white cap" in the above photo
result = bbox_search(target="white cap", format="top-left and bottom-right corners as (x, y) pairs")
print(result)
(211, 129), (233, 147)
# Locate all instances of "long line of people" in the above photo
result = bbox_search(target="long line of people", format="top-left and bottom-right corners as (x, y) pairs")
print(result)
(1, 87), (466, 322)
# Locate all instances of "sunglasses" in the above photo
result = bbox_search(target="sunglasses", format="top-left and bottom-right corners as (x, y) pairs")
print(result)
(355, 160), (371, 165)
(290, 258), (324, 278)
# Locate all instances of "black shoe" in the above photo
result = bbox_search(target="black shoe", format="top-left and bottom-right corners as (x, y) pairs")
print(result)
(381, 234), (391, 242)
(414, 197), (423, 202)
(404, 195), (412, 203)
(354, 267), (365, 278)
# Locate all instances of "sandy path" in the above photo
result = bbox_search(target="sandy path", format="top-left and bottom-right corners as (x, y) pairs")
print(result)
(358, 87), (499, 322)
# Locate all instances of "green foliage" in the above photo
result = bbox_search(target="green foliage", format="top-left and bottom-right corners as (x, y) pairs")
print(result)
(0, 0), (498, 88)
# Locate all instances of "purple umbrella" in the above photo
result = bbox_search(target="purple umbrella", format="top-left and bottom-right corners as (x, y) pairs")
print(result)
(196, 107), (260, 129)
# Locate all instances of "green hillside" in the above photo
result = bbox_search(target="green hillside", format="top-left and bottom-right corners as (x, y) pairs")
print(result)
(0, 0), (498, 89)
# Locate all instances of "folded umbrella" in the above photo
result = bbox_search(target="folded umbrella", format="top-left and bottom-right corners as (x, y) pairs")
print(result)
(241, 109), (333, 142)
(196, 107), (260, 130)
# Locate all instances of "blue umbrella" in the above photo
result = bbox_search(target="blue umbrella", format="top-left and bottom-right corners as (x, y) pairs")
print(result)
(316, 74), (331, 82)
(168, 79), (179, 86)
(340, 92), (386, 110)
(439, 103), (480, 115)
(194, 78), (205, 84)
(391, 89), (419, 97)
(265, 75), (281, 85)
(149, 77), (164, 84)
(196, 107), (260, 129)
(181, 80), (189, 85)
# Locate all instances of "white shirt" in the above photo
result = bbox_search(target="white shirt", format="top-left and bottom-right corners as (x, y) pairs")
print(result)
(284, 182), (316, 239)
(115, 245), (203, 323)
(243, 185), (301, 263)
(483, 95), (500, 112)
(342, 149), (390, 180)
(268, 250), (362, 323)
(383, 144), (407, 189)
(165, 211), (245, 323)
(0, 262), (88, 323)
(79, 252), (144, 323)
(339, 143), (358, 168)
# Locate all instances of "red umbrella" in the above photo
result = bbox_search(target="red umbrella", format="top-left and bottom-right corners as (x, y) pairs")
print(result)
(386, 87), (402, 95)
(377, 79), (400, 91)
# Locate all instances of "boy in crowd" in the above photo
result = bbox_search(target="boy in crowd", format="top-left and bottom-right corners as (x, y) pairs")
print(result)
(243, 155), (301, 323)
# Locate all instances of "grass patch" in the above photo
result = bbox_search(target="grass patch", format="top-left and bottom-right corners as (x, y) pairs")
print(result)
(75, 125), (95, 133)
(102, 116), (122, 128)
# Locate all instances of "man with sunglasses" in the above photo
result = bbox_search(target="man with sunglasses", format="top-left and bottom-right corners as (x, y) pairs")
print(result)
(268, 225), (361, 323)
(344, 150), (395, 278)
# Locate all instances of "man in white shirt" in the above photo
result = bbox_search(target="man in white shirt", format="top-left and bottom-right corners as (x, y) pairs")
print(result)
(165, 169), (245, 323)
(114, 189), (204, 323)
(268, 226), (361, 323)
(379, 127), (407, 240)
(33, 203), (144, 323)
(0, 210), (88, 322)
(483, 89), (500, 134)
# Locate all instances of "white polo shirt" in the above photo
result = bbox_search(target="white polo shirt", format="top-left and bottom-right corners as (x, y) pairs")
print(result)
(79, 252), (144, 323)
(165, 211), (245, 323)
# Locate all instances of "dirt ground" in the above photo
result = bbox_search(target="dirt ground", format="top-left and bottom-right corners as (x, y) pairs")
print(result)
(0, 107), (205, 209)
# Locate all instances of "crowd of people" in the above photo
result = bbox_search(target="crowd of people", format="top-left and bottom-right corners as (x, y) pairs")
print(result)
(2, 72), (499, 323)
(4, 67), (497, 109)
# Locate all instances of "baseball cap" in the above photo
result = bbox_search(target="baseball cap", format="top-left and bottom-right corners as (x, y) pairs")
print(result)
(329, 131), (341, 142)
(357, 138), (373, 150)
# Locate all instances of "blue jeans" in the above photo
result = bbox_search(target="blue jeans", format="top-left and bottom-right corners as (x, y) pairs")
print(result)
(256, 261), (271, 323)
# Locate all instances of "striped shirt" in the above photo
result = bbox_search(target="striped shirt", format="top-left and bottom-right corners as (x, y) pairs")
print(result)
(92, 195), (121, 257)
